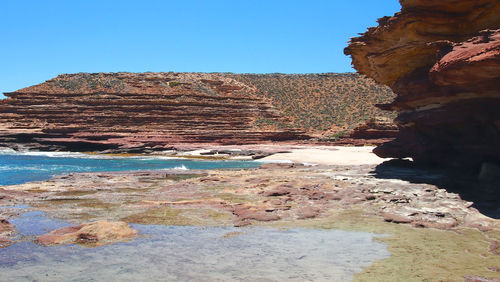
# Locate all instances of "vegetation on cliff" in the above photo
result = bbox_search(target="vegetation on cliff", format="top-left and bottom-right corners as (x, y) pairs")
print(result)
(231, 73), (395, 133)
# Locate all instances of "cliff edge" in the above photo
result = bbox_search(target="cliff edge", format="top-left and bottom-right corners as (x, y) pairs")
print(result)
(345, 0), (500, 170)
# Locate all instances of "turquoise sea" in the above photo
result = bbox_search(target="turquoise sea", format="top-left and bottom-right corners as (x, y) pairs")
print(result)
(0, 151), (259, 185)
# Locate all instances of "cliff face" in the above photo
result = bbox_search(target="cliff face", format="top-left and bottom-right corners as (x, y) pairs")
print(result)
(0, 72), (394, 152)
(345, 0), (500, 169)
(0, 72), (308, 151)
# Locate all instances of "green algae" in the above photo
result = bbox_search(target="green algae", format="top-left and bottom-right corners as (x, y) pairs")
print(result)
(39, 198), (118, 210)
(114, 187), (154, 193)
(40, 198), (87, 205)
(202, 184), (237, 191)
(217, 193), (254, 204)
(122, 206), (233, 226)
(76, 201), (119, 210)
(54, 190), (98, 197)
(164, 173), (206, 181)
(257, 209), (500, 281)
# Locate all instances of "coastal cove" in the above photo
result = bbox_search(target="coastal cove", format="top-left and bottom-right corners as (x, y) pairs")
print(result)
(0, 146), (499, 280)
(0, 149), (395, 281)
(0, 0), (498, 280)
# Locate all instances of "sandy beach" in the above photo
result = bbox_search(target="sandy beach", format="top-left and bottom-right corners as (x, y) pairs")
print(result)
(261, 146), (388, 165)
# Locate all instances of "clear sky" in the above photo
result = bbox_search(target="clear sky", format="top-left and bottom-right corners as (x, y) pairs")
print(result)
(0, 0), (401, 97)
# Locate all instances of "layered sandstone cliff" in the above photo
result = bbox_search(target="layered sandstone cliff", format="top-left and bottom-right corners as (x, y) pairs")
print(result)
(348, 117), (398, 140)
(345, 0), (500, 169)
(0, 72), (394, 152)
(0, 73), (308, 151)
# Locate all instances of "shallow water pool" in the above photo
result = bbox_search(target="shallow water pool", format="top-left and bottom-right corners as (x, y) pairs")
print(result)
(1, 209), (390, 281)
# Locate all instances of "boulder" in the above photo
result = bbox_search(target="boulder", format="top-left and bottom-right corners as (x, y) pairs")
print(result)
(36, 221), (138, 247)
(0, 218), (14, 248)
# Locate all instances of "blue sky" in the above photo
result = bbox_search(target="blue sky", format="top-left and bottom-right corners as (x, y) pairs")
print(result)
(0, 1), (400, 97)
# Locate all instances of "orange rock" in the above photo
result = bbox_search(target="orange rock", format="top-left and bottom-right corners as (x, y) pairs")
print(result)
(36, 221), (138, 247)
(345, 1), (500, 169)
(348, 117), (398, 140)
(0, 218), (13, 234)
(0, 218), (14, 248)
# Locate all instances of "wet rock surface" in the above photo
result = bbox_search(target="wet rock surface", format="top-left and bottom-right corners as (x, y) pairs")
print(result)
(465, 275), (500, 282)
(35, 221), (138, 247)
(0, 218), (14, 248)
(1, 164), (498, 231)
(1, 163), (499, 280)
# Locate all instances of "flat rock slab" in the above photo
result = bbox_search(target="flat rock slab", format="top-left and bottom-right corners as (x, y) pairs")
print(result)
(36, 221), (138, 247)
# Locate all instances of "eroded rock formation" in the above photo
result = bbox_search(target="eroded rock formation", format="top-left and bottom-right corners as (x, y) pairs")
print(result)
(0, 73), (308, 151)
(345, 0), (500, 170)
(0, 72), (394, 152)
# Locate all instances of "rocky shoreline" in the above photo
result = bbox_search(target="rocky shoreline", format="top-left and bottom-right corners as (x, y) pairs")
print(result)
(1, 146), (499, 280)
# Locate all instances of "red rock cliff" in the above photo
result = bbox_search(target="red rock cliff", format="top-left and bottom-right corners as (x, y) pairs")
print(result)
(0, 72), (308, 151)
(0, 72), (395, 152)
(345, 0), (500, 169)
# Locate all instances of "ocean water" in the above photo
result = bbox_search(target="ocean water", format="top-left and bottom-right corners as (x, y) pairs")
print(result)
(0, 208), (390, 281)
(0, 151), (260, 185)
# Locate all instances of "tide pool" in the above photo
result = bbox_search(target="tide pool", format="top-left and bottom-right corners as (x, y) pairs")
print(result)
(0, 151), (259, 185)
(0, 207), (390, 281)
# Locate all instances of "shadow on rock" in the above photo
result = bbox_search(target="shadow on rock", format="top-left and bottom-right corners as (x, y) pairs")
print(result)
(373, 159), (500, 219)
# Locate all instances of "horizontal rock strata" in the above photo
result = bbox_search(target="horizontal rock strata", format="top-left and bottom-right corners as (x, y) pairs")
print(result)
(345, 0), (500, 170)
(348, 117), (398, 140)
(0, 73), (308, 151)
(0, 72), (395, 152)
(334, 116), (398, 145)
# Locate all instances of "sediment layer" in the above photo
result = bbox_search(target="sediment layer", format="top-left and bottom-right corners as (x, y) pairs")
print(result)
(0, 73), (306, 151)
(345, 0), (500, 169)
(0, 72), (394, 152)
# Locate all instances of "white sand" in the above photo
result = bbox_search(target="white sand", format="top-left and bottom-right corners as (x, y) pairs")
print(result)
(260, 146), (388, 166)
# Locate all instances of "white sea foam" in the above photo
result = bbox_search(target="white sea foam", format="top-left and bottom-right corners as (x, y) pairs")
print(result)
(0, 150), (90, 158)
(132, 156), (184, 161)
(172, 165), (188, 170)
(254, 159), (317, 166)
(302, 162), (318, 167)
(0, 148), (18, 155)
(0, 150), (185, 160)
